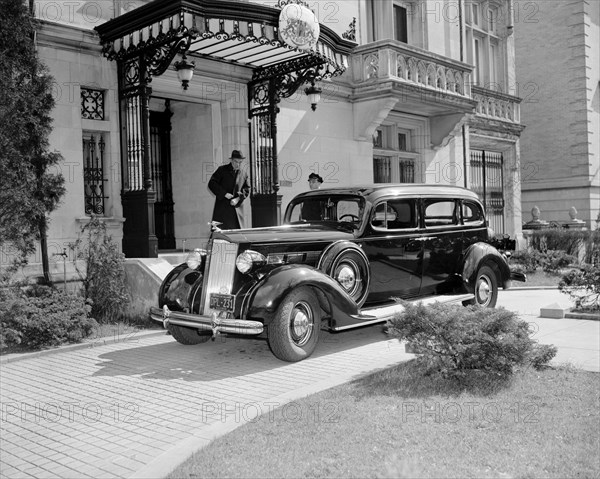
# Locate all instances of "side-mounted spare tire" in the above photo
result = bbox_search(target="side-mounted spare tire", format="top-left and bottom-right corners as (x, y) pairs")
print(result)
(318, 241), (370, 307)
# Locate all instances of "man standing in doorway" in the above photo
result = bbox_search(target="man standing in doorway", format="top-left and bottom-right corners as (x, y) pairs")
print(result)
(208, 150), (250, 229)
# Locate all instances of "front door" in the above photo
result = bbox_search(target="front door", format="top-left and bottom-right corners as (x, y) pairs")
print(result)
(150, 107), (175, 250)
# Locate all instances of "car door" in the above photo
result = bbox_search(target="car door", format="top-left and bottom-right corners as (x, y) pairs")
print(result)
(419, 197), (464, 296)
(460, 199), (488, 248)
(362, 198), (423, 303)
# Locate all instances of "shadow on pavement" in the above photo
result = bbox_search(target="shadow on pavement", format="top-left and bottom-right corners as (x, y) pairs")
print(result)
(92, 323), (390, 381)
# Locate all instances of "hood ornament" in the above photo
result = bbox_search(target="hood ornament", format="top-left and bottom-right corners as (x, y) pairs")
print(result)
(209, 221), (222, 232)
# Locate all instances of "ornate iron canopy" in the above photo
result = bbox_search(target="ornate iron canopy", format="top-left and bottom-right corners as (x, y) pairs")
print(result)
(95, 0), (355, 83)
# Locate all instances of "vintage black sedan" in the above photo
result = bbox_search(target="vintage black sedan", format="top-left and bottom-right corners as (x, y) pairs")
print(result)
(150, 184), (525, 362)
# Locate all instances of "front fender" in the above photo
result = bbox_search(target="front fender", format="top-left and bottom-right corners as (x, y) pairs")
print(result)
(158, 263), (203, 312)
(462, 242), (511, 290)
(246, 264), (360, 325)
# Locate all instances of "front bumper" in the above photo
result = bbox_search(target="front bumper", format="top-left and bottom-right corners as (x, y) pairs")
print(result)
(150, 306), (264, 336)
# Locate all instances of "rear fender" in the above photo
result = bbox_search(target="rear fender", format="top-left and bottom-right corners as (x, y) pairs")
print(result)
(462, 242), (511, 290)
(246, 264), (360, 326)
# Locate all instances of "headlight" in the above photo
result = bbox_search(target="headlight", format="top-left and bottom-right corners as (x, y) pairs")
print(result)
(236, 250), (266, 274)
(185, 249), (206, 270)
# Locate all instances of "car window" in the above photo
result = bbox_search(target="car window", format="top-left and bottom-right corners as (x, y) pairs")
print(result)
(337, 200), (361, 222)
(424, 200), (458, 227)
(287, 196), (364, 226)
(371, 199), (417, 230)
(461, 201), (485, 225)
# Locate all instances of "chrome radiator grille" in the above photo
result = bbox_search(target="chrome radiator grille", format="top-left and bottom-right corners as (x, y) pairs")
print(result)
(201, 239), (238, 314)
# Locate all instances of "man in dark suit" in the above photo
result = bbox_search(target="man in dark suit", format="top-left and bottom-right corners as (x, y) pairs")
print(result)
(208, 150), (250, 229)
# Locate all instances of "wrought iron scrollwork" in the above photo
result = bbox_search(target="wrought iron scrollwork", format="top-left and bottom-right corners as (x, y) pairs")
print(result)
(251, 83), (271, 107)
(81, 88), (105, 120)
(342, 18), (357, 42)
(83, 135), (108, 216)
(123, 58), (140, 88)
(252, 54), (338, 84)
(146, 36), (192, 79)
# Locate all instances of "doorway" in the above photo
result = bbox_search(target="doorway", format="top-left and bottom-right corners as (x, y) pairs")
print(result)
(150, 106), (175, 250)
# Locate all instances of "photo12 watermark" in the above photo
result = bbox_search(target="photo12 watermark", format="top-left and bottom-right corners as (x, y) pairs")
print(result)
(401, 401), (540, 424)
(200, 400), (340, 424)
(1, 401), (140, 424)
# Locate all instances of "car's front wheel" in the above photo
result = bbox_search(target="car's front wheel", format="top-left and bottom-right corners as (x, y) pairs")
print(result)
(268, 287), (321, 362)
(168, 324), (211, 345)
(465, 265), (498, 308)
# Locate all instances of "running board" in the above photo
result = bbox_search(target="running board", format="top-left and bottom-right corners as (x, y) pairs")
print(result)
(334, 293), (475, 331)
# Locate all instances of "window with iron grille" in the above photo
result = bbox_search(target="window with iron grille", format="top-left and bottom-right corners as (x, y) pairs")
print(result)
(470, 149), (504, 233)
(81, 88), (104, 120)
(83, 134), (108, 215)
(373, 124), (416, 184)
(373, 157), (415, 183)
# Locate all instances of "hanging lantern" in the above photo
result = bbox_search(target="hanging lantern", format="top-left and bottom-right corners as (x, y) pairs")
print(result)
(304, 82), (322, 111)
(278, 2), (320, 51)
(174, 54), (195, 91)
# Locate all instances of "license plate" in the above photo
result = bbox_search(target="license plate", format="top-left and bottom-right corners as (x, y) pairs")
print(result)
(209, 293), (234, 312)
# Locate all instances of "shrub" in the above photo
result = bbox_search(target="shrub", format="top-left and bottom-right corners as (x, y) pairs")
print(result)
(387, 302), (557, 380)
(559, 264), (600, 312)
(510, 249), (576, 274)
(0, 285), (97, 350)
(510, 250), (544, 273)
(70, 217), (130, 323)
(542, 250), (577, 273)
(528, 229), (600, 265)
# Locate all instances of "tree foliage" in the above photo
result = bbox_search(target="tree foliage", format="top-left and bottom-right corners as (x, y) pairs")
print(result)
(0, 0), (65, 269)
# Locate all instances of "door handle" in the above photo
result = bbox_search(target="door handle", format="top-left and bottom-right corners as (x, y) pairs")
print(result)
(415, 236), (435, 241)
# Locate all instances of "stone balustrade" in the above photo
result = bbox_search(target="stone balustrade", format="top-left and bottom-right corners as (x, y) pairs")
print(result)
(351, 41), (473, 99)
(472, 85), (521, 124)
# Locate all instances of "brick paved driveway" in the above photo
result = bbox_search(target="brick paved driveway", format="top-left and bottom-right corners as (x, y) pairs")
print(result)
(0, 325), (411, 479)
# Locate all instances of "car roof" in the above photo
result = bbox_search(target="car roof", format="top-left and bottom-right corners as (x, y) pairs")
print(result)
(293, 184), (482, 203)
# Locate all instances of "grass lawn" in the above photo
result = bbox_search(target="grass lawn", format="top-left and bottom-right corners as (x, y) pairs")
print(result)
(169, 363), (600, 479)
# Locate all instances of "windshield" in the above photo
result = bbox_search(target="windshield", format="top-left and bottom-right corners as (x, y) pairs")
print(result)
(285, 195), (365, 228)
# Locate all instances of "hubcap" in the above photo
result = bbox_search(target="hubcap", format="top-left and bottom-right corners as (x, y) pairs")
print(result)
(336, 265), (356, 291)
(335, 259), (361, 297)
(477, 275), (492, 305)
(290, 301), (313, 346)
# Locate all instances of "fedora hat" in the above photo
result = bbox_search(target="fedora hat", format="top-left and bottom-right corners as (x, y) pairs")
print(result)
(229, 150), (246, 160)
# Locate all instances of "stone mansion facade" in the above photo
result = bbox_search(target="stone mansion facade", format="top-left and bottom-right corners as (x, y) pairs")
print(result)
(5, 0), (527, 278)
